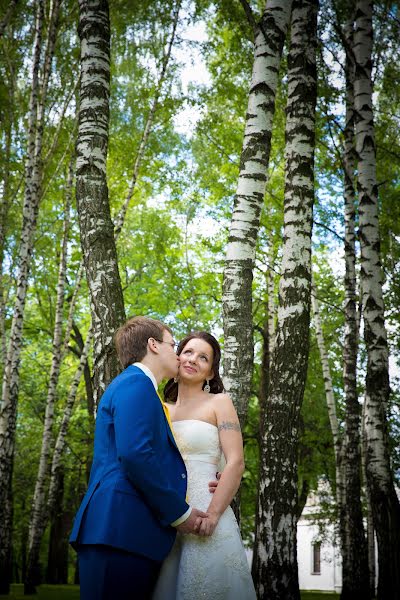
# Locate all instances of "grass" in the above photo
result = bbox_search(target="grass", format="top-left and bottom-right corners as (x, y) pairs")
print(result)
(0, 584), (340, 599)
(0, 585), (80, 600)
(301, 594), (339, 599)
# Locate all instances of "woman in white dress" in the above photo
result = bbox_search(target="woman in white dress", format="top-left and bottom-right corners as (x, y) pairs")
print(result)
(153, 332), (256, 600)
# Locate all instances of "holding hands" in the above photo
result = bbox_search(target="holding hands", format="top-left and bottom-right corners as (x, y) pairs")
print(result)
(176, 507), (210, 535)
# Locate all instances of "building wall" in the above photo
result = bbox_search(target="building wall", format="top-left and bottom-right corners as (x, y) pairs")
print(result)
(297, 519), (342, 593)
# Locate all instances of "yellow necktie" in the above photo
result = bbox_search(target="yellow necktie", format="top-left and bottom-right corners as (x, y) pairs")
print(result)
(157, 391), (175, 440)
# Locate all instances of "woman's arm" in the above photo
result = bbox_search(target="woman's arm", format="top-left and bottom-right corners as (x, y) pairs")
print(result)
(199, 394), (245, 536)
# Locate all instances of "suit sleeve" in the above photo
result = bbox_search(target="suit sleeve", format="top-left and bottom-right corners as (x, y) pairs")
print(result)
(112, 375), (189, 526)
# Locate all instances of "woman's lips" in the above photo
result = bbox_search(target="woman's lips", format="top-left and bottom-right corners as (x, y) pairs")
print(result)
(183, 365), (196, 373)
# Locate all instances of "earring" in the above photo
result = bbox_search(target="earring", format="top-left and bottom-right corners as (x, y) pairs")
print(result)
(204, 379), (211, 393)
(174, 376), (179, 383)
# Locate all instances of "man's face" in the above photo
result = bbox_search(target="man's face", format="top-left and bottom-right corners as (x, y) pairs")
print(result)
(157, 330), (179, 379)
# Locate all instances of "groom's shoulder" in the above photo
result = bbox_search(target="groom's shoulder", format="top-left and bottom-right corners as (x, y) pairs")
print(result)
(115, 365), (152, 389)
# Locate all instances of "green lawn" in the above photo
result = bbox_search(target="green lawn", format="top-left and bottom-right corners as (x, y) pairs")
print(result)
(0, 585), (80, 600)
(301, 593), (339, 600)
(0, 584), (340, 599)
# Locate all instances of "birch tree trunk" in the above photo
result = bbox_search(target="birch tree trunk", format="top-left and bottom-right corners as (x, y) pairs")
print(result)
(0, 2), (45, 591)
(354, 3), (400, 597)
(77, 0), (125, 404)
(222, 0), (292, 428)
(340, 17), (370, 597)
(24, 157), (73, 594)
(0, 0), (19, 38)
(0, 67), (14, 373)
(311, 288), (343, 497)
(253, 1), (318, 597)
(47, 328), (93, 519)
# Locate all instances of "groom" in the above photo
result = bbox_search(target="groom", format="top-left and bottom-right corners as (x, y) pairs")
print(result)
(70, 316), (211, 599)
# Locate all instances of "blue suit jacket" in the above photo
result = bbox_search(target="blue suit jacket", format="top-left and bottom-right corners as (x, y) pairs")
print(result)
(69, 365), (189, 561)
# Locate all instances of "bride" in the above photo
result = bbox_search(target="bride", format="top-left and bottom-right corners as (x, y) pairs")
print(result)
(153, 332), (256, 600)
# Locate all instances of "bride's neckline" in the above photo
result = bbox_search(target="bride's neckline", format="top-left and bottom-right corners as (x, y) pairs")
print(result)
(172, 418), (218, 430)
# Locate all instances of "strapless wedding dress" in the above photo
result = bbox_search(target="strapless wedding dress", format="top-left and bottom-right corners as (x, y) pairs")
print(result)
(153, 419), (256, 600)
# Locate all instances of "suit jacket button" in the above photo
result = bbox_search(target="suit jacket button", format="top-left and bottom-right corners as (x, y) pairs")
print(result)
(181, 473), (186, 479)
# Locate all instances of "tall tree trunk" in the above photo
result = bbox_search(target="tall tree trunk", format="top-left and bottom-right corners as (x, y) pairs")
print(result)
(0, 59), (14, 373)
(77, 0), (125, 404)
(354, 2), (400, 598)
(46, 468), (71, 585)
(254, 1), (318, 597)
(47, 328), (93, 519)
(24, 155), (72, 595)
(222, 0), (292, 428)
(340, 16), (370, 598)
(0, 0), (19, 37)
(0, 2), (45, 592)
(251, 314), (270, 583)
(311, 287), (343, 501)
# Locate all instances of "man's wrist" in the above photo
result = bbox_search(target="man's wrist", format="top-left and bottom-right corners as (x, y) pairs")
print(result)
(171, 506), (192, 527)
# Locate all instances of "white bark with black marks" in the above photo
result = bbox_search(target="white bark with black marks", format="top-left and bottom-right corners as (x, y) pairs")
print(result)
(76, 0), (125, 404)
(354, 2), (400, 598)
(223, 0), (293, 427)
(254, 1), (318, 597)
(0, 1), (46, 591)
(47, 328), (93, 518)
(25, 155), (73, 593)
(340, 16), (370, 597)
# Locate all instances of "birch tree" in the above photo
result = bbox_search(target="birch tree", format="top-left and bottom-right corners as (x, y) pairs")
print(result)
(253, 1), (318, 597)
(353, 1), (400, 597)
(24, 158), (73, 594)
(76, 0), (125, 403)
(340, 15), (370, 597)
(311, 288), (342, 498)
(222, 0), (293, 427)
(0, 1), (57, 590)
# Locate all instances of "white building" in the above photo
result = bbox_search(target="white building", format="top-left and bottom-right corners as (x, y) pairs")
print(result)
(297, 488), (342, 593)
(247, 484), (377, 594)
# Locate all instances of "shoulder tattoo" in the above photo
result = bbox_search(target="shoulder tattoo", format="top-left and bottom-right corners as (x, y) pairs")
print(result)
(218, 421), (241, 432)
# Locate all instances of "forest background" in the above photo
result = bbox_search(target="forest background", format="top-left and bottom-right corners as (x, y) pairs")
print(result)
(0, 0), (399, 599)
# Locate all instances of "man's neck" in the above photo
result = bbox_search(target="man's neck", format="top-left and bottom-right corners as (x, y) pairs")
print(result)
(139, 356), (163, 385)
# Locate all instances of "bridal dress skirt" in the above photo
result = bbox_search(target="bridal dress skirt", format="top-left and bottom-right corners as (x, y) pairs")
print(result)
(152, 420), (256, 600)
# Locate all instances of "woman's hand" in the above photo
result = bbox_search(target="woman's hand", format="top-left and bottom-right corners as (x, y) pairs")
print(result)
(198, 511), (220, 536)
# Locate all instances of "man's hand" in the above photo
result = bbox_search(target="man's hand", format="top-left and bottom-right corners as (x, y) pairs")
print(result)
(198, 511), (219, 537)
(208, 471), (221, 494)
(176, 508), (209, 535)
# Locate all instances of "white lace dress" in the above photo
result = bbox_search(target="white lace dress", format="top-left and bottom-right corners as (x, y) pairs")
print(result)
(152, 419), (256, 600)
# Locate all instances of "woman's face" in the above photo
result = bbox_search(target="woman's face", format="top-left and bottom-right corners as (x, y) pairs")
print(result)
(178, 337), (214, 385)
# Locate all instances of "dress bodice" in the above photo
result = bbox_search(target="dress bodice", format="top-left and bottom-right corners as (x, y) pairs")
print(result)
(172, 420), (221, 466)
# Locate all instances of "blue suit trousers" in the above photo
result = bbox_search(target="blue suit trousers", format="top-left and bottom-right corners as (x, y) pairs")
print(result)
(78, 544), (162, 600)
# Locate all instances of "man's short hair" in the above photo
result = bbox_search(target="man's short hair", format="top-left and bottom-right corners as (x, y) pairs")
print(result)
(114, 316), (172, 369)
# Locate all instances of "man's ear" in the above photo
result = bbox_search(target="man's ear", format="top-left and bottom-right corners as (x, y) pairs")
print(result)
(148, 338), (160, 355)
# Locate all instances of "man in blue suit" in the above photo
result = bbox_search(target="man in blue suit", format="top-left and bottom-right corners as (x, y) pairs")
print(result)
(70, 316), (210, 599)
